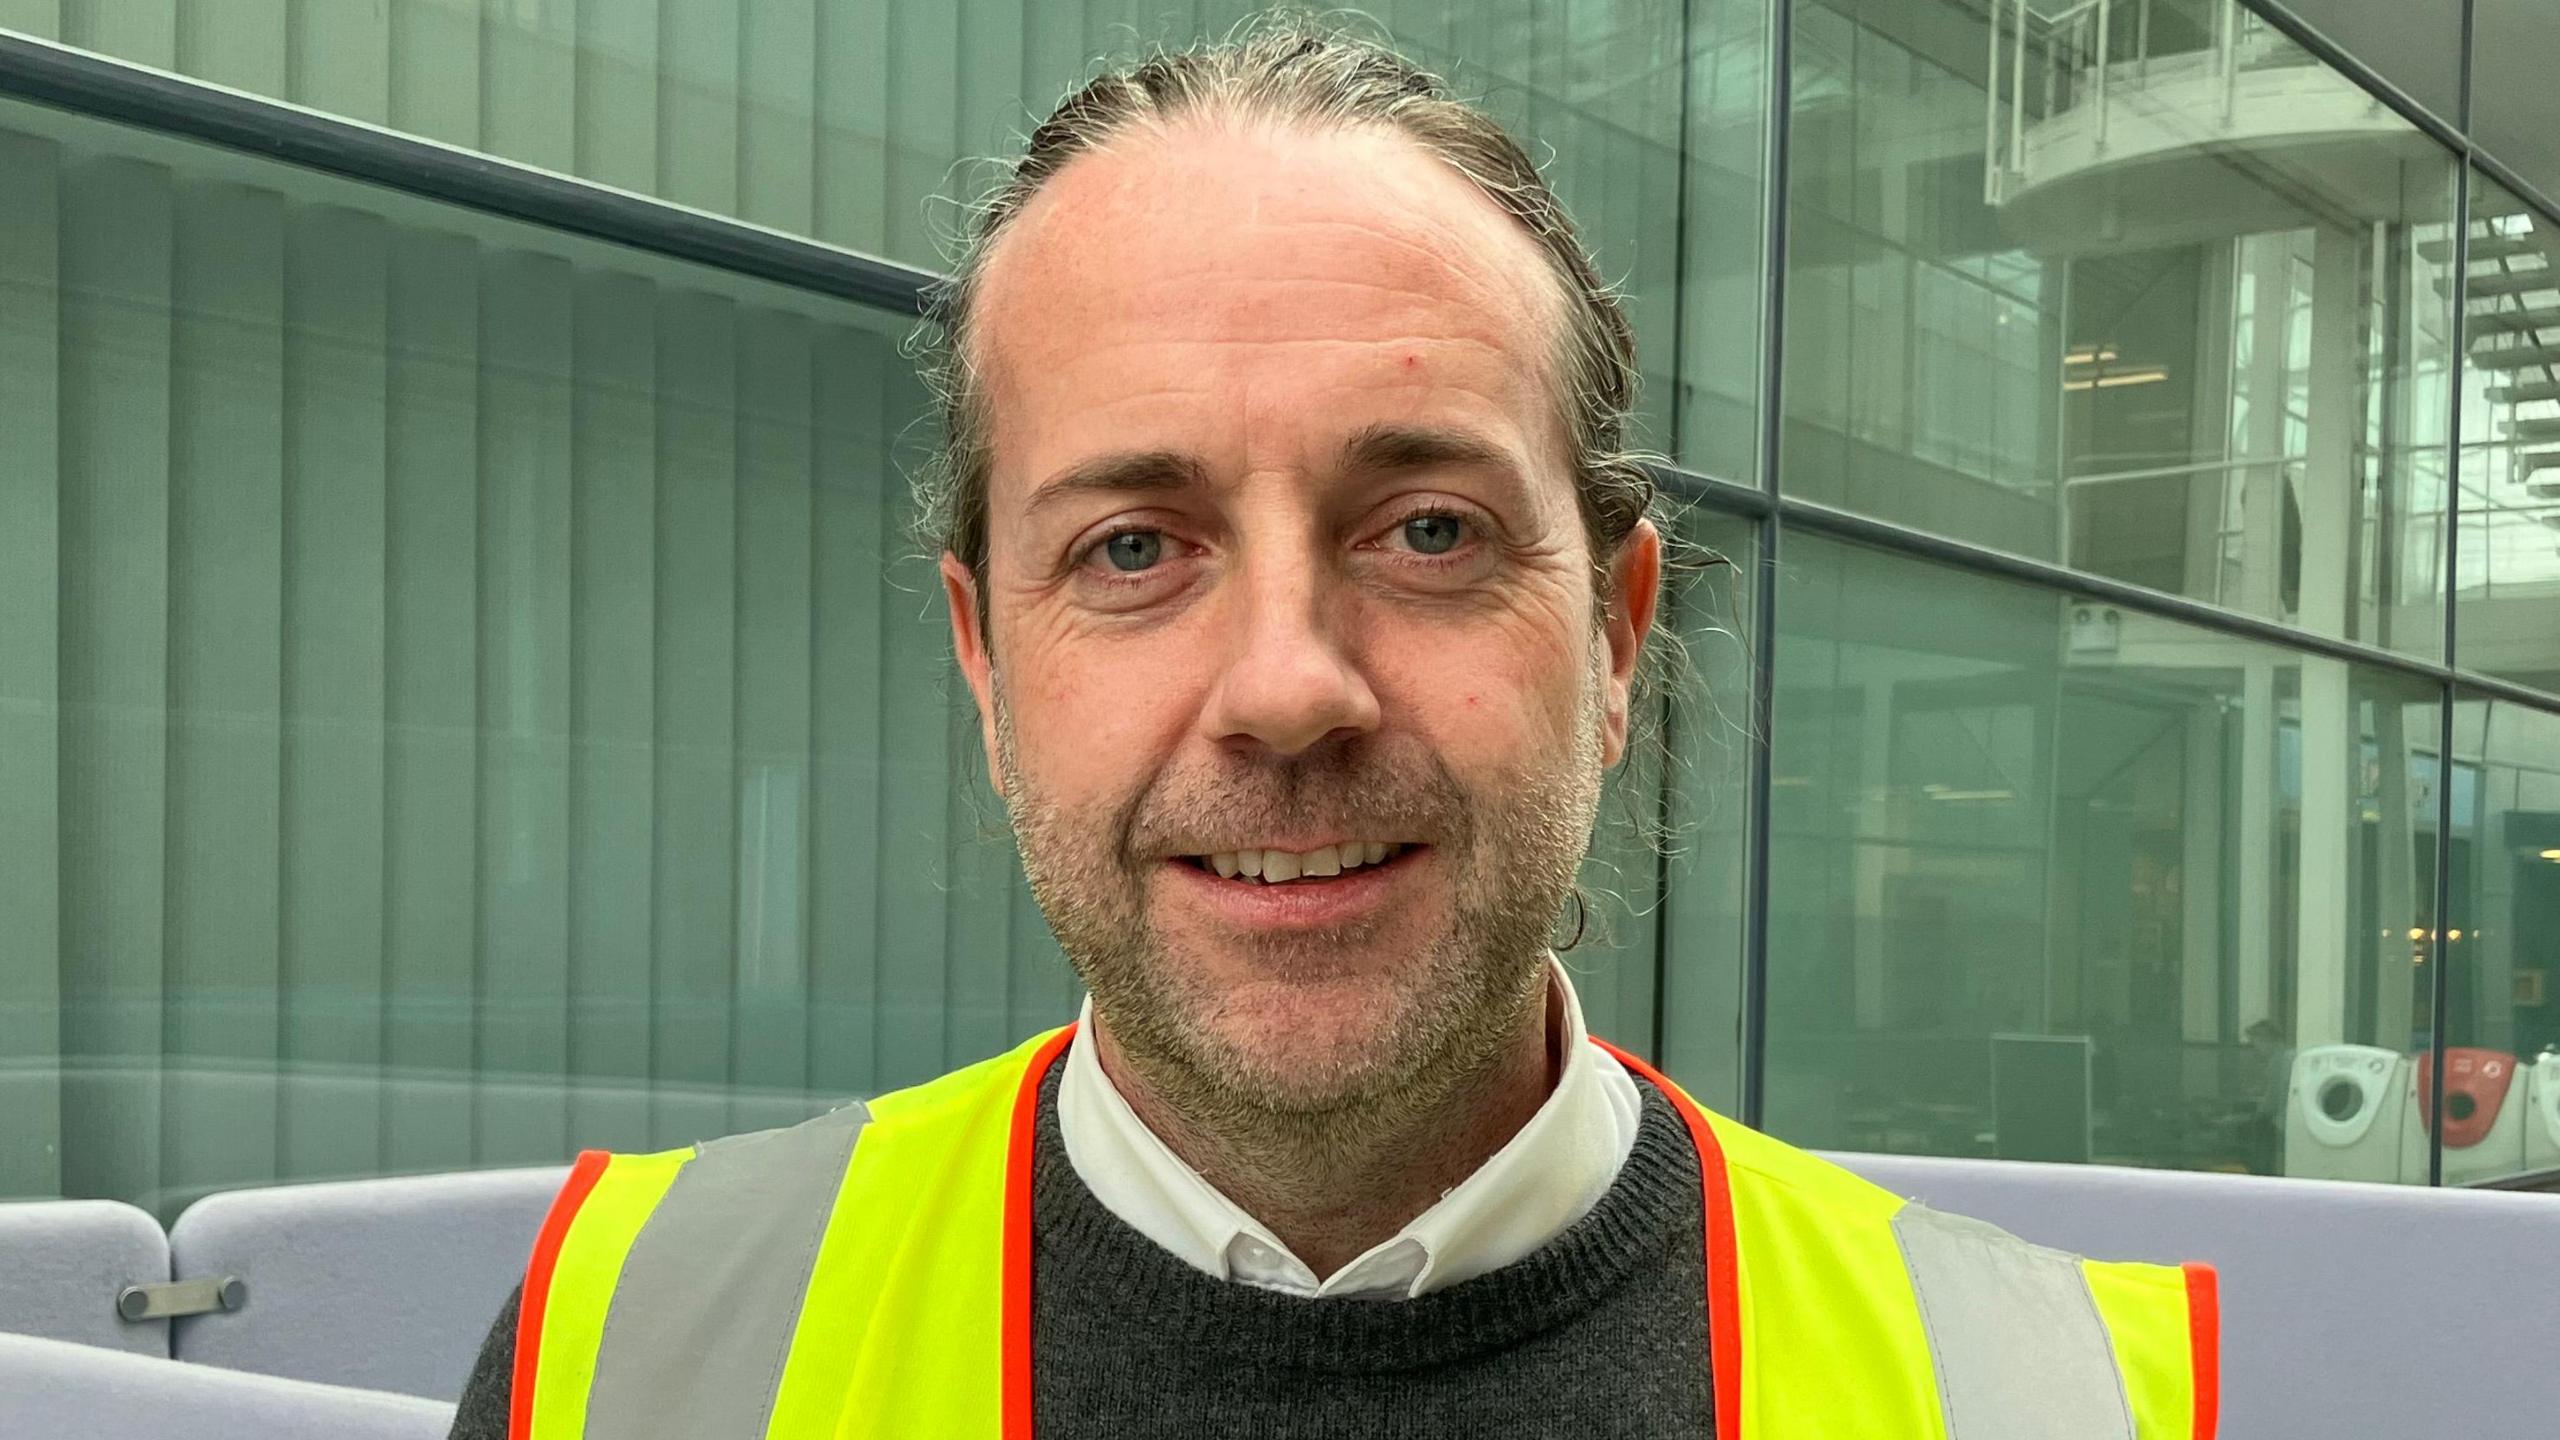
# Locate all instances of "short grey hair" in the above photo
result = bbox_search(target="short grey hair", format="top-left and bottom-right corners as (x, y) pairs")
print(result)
(914, 12), (1661, 635)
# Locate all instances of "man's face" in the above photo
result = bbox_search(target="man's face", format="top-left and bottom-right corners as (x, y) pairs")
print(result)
(943, 120), (1658, 1118)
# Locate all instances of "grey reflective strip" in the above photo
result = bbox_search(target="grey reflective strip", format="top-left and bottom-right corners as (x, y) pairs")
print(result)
(582, 1102), (873, 1439)
(1890, 1203), (2135, 1440)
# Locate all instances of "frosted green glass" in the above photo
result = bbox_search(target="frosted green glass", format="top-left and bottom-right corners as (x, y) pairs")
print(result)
(1, 0), (1763, 480)
(0, 96), (1074, 1211)
(1764, 533), (2443, 1179)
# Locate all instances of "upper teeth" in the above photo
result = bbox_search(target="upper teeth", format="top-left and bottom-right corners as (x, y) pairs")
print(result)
(1206, 842), (1399, 881)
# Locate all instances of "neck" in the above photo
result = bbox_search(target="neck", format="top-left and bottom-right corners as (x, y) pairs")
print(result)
(1092, 973), (1561, 1280)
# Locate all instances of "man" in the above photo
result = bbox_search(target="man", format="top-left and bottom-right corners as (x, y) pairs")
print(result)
(452, 19), (2219, 1438)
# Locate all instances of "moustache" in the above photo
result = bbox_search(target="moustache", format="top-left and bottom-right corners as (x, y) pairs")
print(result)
(1120, 743), (1474, 862)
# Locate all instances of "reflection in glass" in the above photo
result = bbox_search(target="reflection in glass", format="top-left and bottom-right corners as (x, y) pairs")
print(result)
(0, 99), (1082, 1214)
(1764, 534), (2441, 1180)
(1785, 0), (2455, 656)
(2471, 0), (2560, 238)
(2455, 173), (2560, 700)
(1651, 509), (1760, 1112)
(2440, 698), (2560, 1182)
(0, 1), (1770, 482)
(1674, 0), (1772, 480)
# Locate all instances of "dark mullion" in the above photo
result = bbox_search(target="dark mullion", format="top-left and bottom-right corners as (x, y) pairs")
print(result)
(1648, 0), (1703, 1072)
(2427, 162), (2470, 1186)
(1737, 0), (1795, 1131)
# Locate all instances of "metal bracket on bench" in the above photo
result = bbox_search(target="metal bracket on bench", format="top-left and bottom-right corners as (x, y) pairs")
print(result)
(117, 1276), (248, 1323)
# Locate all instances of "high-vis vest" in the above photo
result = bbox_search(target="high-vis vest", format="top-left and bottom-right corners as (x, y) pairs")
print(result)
(511, 1025), (2221, 1439)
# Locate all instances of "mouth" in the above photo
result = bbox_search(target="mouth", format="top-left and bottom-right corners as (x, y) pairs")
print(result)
(1176, 841), (1416, 885)
(1159, 842), (1428, 931)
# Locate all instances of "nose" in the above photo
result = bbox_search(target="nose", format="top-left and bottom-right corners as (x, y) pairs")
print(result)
(1196, 555), (1381, 757)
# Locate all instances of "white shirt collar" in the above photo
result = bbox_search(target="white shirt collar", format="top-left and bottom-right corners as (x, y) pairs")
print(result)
(1057, 956), (1645, 1299)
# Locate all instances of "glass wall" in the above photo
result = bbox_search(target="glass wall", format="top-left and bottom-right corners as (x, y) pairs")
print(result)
(1761, 0), (2560, 1186)
(1785, 0), (2455, 658)
(0, 94), (1087, 1212)
(0, 0), (1765, 477)
(2264, 0), (2463, 121)
(2456, 171), (2560, 699)
(2440, 697), (2560, 1182)
(1652, 506), (1761, 1112)
(1765, 534), (2439, 1177)
(2471, 0), (2560, 225)
(5, 0), (2560, 1212)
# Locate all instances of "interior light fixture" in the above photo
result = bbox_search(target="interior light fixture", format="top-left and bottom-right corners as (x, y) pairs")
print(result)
(2063, 363), (2170, 393)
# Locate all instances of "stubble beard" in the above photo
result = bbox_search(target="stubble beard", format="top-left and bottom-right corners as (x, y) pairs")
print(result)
(992, 668), (1607, 1173)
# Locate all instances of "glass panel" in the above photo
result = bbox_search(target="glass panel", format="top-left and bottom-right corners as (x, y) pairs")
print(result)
(1675, 0), (1772, 480)
(2439, 695), (2560, 1183)
(2471, 0), (2560, 227)
(2258, 0), (2462, 124)
(1386, 2), (1694, 481)
(0, 2), (1764, 479)
(1550, 503), (1755, 1090)
(1763, 533), (2442, 1181)
(2455, 171), (2560, 700)
(1651, 503), (1758, 1110)
(1784, 0), (2456, 657)
(0, 94), (1090, 1213)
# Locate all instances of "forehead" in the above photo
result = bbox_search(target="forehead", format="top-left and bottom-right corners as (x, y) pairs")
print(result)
(968, 118), (1567, 492)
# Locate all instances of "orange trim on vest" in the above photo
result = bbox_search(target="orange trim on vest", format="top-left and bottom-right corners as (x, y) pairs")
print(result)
(2183, 1261), (2220, 1440)
(1593, 1039), (1743, 1440)
(511, 1150), (611, 1440)
(1005, 1025), (1079, 1440)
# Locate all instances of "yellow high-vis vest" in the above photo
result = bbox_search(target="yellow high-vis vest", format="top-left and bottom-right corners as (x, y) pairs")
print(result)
(509, 1025), (2221, 1439)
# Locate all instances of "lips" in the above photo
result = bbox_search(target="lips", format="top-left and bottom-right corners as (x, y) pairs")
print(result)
(1161, 844), (1427, 931)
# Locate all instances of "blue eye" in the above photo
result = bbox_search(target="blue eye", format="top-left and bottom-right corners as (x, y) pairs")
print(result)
(1402, 515), (1464, 555)
(1102, 531), (1164, 572)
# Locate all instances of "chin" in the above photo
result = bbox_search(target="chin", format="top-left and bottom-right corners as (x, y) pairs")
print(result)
(1206, 1041), (1405, 1116)
(1180, 972), (1421, 1112)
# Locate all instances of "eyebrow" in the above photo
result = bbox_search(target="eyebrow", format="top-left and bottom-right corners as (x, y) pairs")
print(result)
(1023, 450), (1209, 519)
(1335, 421), (1523, 482)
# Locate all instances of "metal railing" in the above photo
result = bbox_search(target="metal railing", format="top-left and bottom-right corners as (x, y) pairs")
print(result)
(1985, 0), (2303, 204)
(2056, 452), (2306, 612)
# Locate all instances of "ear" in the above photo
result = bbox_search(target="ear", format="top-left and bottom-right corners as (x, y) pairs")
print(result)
(1598, 519), (1662, 769)
(940, 552), (1006, 795)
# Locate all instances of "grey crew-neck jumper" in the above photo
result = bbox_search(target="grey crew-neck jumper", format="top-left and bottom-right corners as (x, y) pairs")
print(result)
(445, 1063), (1713, 1438)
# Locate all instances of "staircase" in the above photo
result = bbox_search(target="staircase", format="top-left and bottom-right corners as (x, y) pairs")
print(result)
(2427, 210), (2560, 545)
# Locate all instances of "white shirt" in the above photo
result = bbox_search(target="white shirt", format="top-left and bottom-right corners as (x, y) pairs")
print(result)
(1057, 957), (1646, 1299)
